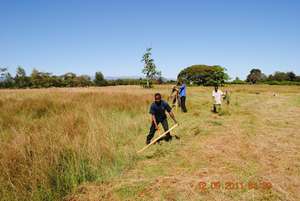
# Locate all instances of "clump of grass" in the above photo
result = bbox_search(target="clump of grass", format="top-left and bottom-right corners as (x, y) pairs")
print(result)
(115, 182), (148, 199)
(0, 87), (150, 201)
(208, 120), (223, 126)
(48, 150), (98, 198)
(218, 109), (231, 116)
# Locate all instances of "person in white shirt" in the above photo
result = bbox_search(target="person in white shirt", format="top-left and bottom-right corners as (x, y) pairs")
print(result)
(212, 86), (223, 113)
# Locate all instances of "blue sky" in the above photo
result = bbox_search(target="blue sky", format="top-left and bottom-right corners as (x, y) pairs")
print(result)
(1, 0), (299, 79)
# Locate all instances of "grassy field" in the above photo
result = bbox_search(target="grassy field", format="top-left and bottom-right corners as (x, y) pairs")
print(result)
(0, 85), (300, 201)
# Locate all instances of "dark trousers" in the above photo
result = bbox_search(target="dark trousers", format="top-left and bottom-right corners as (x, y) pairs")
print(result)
(213, 104), (221, 113)
(180, 96), (187, 112)
(146, 118), (172, 144)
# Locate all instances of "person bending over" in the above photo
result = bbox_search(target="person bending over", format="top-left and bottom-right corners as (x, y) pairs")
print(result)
(169, 84), (180, 108)
(146, 93), (178, 144)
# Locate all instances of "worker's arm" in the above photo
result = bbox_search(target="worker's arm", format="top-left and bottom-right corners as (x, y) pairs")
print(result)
(168, 111), (178, 124)
(151, 115), (159, 130)
(170, 87), (178, 97)
(221, 91), (225, 97)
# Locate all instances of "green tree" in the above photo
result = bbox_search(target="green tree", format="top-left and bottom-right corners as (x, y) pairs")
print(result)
(30, 69), (53, 88)
(75, 75), (93, 87)
(268, 71), (289, 82)
(141, 48), (161, 88)
(286, 72), (296, 81)
(246, 68), (265, 84)
(0, 68), (14, 88)
(0, 68), (7, 80)
(30, 69), (40, 88)
(177, 65), (229, 86)
(62, 72), (77, 87)
(94, 71), (107, 86)
(15, 66), (29, 88)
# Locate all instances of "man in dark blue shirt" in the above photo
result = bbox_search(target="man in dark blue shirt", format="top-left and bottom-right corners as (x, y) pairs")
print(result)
(146, 93), (178, 144)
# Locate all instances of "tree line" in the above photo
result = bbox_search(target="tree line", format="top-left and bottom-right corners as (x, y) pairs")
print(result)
(0, 66), (171, 89)
(231, 68), (300, 85)
(0, 67), (97, 88)
(1, 47), (299, 88)
(0, 48), (168, 89)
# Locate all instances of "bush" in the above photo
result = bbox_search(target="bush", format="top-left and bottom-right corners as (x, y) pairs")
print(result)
(264, 80), (300, 85)
(230, 80), (247, 84)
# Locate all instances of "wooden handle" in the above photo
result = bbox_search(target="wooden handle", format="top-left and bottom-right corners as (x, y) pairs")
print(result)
(137, 124), (179, 153)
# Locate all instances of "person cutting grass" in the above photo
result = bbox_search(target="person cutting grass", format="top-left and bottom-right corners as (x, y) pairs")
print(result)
(146, 93), (178, 144)
(169, 84), (180, 108)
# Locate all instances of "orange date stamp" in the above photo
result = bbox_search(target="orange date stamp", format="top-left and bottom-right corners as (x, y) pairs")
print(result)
(198, 181), (272, 191)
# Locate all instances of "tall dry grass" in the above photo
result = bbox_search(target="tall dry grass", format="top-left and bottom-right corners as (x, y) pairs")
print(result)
(0, 86), (155, 201)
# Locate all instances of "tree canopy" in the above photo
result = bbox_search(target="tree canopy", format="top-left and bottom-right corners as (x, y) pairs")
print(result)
(246, 68), (267, 84)
(94, 71), (107, 86)
(177, 65), (229, 86)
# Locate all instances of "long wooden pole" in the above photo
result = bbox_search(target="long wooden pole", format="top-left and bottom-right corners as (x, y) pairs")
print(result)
(137, 124), (179, 154)
(175, 95), (178, 112)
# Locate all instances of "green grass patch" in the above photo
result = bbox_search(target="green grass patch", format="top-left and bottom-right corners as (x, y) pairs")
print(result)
(115, 181), (149, 200)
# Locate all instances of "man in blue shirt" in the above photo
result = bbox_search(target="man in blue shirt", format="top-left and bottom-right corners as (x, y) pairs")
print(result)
(179, 81), (187, 112)
(146, 93), (178, 144)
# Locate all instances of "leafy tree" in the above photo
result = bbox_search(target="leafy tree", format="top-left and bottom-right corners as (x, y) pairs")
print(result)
(75, 75), (93, 87)
(15, 66), (30, 88)
(48, 75), (63, 87)
(30, 69), (40, 88)
(177, 65), (229, 86)
(141, 48), (161, 88)
(94, 71), (107, 86)
(30, 69), (53, 88)
(4, 73), (14, 88)
(157, 76), (165, 84)
(295, 76), (300, 82)
(286, 72), (296, 81)
(246, 68), (265, 84)
(0, 68), (7, 80)
(268, 71), (289, 82)
(0, 68), (14, 88)
(62, 72), (77, 87)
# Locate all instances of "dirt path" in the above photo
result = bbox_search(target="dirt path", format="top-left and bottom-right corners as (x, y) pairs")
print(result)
(66, 87), (300, 201)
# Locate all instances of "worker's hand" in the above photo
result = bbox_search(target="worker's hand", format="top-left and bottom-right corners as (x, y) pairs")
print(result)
(155, 125), (160, 131)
